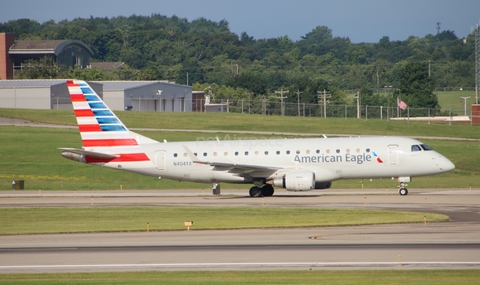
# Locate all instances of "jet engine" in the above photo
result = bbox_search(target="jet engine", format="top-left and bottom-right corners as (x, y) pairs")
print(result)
(273, 171), (315, 191)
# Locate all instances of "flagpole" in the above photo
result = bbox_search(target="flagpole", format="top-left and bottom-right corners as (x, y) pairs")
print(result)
(397, 97), (400, 118)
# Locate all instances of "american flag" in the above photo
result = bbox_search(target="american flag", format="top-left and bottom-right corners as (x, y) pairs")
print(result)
(397, 98), (407, 110)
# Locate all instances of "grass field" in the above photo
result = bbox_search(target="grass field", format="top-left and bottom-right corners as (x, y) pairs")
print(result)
(1, 270), (479, 284)
(436, 90), (477, 114)
(1, 207), (447, 235)
(0, 108), (479, 190)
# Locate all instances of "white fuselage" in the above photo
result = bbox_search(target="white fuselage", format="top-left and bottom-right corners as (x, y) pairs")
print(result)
(97, 136), (454, 185)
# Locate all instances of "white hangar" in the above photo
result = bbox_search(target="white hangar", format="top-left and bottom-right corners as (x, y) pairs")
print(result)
(0, 80), (192, 112)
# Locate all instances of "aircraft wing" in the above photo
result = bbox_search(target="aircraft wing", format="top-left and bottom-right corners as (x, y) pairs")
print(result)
(182, 145), (280, 173)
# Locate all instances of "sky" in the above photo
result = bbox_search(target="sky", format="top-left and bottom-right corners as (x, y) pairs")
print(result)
(1, 0), (480, 43)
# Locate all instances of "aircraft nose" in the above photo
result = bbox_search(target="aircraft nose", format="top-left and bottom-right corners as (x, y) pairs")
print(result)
(439, 156), (455, 172)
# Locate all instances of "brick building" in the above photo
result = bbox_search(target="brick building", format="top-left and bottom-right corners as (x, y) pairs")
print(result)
(0, 33), (93, 79)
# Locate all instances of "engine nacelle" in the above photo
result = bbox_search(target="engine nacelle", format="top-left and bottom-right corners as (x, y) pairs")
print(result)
(273, 171), (315, 191)
(314, 181), (332, 189)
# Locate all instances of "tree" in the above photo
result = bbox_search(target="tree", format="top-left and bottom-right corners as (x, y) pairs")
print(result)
(300, 26), (333, 44)
(61, 66), (107, 81)
(227, 73), (269, 96)
(360, 87), (384, 106)
(14, 57), (59, 79)
(398, 62), (439, 109)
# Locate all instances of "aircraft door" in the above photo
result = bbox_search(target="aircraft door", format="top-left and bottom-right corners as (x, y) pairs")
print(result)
(155, 151), (166, 170)
(387, 145), (400, 166)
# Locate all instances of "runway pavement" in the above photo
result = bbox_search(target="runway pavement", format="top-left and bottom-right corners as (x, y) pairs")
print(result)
(0, 188), (479, 272)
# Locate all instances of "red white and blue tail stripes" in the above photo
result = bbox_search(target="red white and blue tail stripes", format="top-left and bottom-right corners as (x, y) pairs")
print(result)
(66, 80), (154, 165)
(67, 80), (138, 148)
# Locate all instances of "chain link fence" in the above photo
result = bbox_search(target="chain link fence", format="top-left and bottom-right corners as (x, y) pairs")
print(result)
(202, 99), (474, 122)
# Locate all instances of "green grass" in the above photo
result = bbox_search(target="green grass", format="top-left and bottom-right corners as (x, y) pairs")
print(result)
(1, 270), (479, 284)
(1, 108), (480, 139)
(436, 90), (477, 113)
(0, 124), (479, 191)
(0, 207), (447, 235)
(0, 108), (479, 190)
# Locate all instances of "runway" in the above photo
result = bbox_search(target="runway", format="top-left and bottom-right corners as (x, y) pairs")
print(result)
(0, 188), (479, 272)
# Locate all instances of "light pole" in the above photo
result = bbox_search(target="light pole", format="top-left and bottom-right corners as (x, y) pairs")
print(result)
(354, 90), (360, 119)
(275, 89), (289, 116)
(460, 96), (470, 116)
(384, 86), (392, 120)
(294, 89), (303, 116)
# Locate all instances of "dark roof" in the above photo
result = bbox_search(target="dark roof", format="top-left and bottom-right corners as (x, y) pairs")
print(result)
(89, 62), (125, 71)
(9, 40), (94, 56)
(0, 79), (67, 87)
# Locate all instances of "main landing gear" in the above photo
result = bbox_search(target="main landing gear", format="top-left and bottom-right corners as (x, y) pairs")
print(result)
(398, 182), (408, 196)
(249, 184), (274, 197)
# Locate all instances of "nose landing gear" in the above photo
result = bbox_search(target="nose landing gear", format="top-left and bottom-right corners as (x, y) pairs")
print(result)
(398, 182), (408, 196)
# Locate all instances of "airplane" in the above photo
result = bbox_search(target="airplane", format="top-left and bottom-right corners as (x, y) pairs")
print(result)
(60, 79), (455, 197)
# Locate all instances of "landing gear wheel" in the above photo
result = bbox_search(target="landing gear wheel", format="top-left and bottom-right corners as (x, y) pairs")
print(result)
(249, 186), (263, 197)
(212, 183), (221, 196)
(399, 188), (408, 196)
(261, 184), (274, 196)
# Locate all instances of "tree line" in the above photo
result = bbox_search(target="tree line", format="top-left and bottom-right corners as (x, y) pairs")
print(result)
(1, 14), (475, 109)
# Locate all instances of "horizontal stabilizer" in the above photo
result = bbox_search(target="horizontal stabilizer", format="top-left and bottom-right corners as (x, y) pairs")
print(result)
(59, 148), (119, 159)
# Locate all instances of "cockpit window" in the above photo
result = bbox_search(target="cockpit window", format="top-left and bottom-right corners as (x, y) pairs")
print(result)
(411, 145), (422, 152)
(420, 144), (433, 151)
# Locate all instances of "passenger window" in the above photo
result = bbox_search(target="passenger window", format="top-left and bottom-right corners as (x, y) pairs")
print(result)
(366, 148), (370, 153)
(265, 151), (269, 155)
(174, 153), (178, 157)
(316, 150), (320, 154)
(235, 151), (239, 156)
(286, 150), (290, 154)
(346, 149), (350, 153)
(194, 153), (197, 156)
(213, 152), (217, 156)
(255, 151), (259, 155)
(203, 152), (207, 157)
(183, 153), (187, 157)
(224, 152), (228, 156)
(245, 151), (249, 156)
(306, 150), (310, 154)
(412, 145), (422, 152)
(326, 149), (330, 154)
(276, 151), (280, 155)
(336, 149), (340, 154)
(296, 150), (301, 154)
(356, 148), (361, 153)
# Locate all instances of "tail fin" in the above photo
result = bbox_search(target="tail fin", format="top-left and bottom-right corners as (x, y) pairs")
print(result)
(66, 79), (158, 150)
(63, 80), (158, 166)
